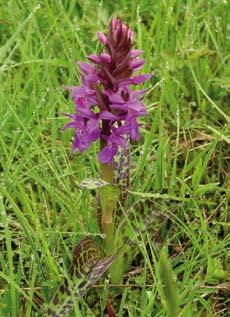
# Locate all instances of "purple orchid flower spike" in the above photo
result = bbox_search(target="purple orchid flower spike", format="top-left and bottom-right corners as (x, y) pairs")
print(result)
(64, 17), (151, 163)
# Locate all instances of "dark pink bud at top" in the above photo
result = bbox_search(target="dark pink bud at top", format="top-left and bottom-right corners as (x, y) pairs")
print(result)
(97, 32), (107, 45)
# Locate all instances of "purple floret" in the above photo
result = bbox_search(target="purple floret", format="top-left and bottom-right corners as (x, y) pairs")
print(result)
(64, 17), (151, 163)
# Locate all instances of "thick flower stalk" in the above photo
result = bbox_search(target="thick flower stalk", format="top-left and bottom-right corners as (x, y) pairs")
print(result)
(64, 17), (150, 283)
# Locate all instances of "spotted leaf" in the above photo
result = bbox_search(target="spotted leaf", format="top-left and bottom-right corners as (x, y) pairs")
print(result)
(79, 178), (109, 190)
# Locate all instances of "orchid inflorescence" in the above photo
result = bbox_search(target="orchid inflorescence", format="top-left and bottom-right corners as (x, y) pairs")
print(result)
(64, 17), (151, 163)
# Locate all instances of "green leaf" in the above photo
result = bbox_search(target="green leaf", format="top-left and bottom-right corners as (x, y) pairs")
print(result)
(192, 158), (203, 189)
(159, 249), (179, 317)
(206, 257), (225, 284)
(196, 183), (219, 195)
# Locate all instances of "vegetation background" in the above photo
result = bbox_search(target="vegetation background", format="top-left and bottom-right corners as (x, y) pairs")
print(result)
(0, 0), (229, 316)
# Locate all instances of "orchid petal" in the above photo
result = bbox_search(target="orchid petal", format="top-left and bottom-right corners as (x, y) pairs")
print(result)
(99, 144), (118, 163)
(87, 54), (101, 64)
(99, 111), (117, 120)
(130, 58), (145, 70)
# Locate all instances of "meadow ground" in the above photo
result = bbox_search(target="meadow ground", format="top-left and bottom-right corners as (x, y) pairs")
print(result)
(0, 0), (229, 316)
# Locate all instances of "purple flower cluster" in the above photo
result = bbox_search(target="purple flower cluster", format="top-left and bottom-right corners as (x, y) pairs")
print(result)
(64, 18), (151, 163)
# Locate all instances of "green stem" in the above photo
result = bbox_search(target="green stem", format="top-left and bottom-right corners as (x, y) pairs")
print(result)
(99, 141), (123, 284)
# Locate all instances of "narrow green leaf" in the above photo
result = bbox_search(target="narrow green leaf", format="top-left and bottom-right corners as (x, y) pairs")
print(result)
(196, 183), (220, 195)
(159, 250), (179, 317)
